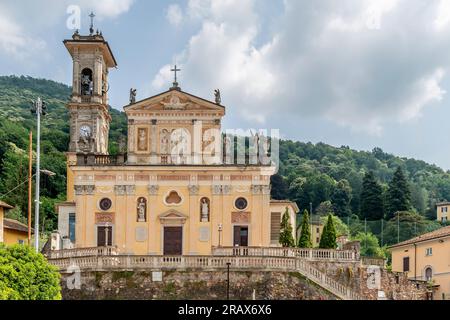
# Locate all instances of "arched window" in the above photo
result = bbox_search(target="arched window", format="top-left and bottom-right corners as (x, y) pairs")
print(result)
(81, 68), (93, 96)
(425, 267), (433, 282)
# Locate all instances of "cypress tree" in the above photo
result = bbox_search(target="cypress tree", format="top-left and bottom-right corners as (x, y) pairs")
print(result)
(386, 167), (411, 220)
(331, 179), (352, 217)
(298, 209), (312, 248)
(360, 171), (384, 220)
(279, 207), (295, 247)
(319, 215), (337, 249)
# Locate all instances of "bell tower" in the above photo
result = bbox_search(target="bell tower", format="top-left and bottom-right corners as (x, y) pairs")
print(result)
(64, 15), (117, 154)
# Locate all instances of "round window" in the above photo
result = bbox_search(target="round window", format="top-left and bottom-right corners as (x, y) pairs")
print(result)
(99, 198), (112, 211)
(235, 197), (248, 211)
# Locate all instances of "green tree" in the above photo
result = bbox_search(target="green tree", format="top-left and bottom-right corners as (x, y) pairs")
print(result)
(320, 215), (350, 238)
(319, 215), (337, 249)
(353, 232), (386, 258)
(298, 210), (312, 248)
(360, 171), (384, 220)
(386, 167), (412, 220)
(279, 208), (295, 247)
(0, 145), (29, 219)
(382, 211), (441, 245)
(0, 244), (61, 300)
(316, 200), (334, 217)
(331, 179), (352, 217)
(270, 173), (288, 200)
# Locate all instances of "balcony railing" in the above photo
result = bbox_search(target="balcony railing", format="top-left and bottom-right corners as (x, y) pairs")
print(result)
(47, 253), (363, 300)
(46, 246), (118, 259)
(76, 154), (127, 166)
(211, 247), (358, 262)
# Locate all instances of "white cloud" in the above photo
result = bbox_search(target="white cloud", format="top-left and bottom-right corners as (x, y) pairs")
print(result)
(0, 5), (46, 59)
(435, 0), (450, 30)
(167, 4), (183, 27)
(81, 0), (135, 19)
(152, 0), (450, 136)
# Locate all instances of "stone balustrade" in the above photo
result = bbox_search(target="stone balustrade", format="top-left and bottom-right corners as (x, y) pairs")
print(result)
(361, 257), (387, 268)
(48, 253), (363, 300)
(211, 246), (358, 262)
(46, 246), (118, 259)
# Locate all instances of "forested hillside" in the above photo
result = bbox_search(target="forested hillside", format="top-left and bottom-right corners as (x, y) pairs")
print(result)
(0, 75), (449, 243)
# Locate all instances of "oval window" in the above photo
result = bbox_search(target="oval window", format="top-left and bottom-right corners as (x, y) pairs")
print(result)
(99, 198), (112, 211)
(235, 197), (248, 211)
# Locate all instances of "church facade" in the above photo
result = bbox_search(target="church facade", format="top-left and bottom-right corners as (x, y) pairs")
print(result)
(56, 29), (297, 256)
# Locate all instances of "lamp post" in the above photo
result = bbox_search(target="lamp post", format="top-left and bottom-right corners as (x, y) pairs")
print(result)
(226, 262), (231, 300)
(31, 97), (47, 253)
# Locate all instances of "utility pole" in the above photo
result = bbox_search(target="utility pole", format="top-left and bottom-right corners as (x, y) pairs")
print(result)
(31, 97), (46, 253)
(310, 202), (313, 241)
(28, 131), (32, 245)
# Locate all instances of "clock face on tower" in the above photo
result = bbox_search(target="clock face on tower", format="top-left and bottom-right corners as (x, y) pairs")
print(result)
(80, 125), (92, 138)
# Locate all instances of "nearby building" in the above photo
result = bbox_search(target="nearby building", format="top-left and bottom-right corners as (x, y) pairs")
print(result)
(269, 200), (299, 245)
(296, 215), (324, 248)
(0, 200), (13, 243)
(56, 28), (294, 255)
(3, 218), (30, 245)
(389, 226), (450, 300)
(436, 202), (449, 223)
(0, 201), (30, 245)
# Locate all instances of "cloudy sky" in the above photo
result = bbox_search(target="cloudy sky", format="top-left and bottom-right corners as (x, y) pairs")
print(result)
(1, 0), (450, 169)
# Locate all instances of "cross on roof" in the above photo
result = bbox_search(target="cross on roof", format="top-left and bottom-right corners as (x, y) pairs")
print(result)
(89, 12), (95, 35)
(170, 64), (181, 89)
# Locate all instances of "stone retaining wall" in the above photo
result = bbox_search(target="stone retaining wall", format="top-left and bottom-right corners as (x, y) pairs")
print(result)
(61, 270), (338, 300)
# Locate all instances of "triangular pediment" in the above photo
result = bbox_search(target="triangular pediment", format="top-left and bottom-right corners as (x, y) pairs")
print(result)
(124, 89), (225, 114)
(158, 210), (188, 220)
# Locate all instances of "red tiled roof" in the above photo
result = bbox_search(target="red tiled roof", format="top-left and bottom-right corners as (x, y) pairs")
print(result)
(0, 200), (13, 209)
(3, 218), (32, 234)
(389, 226), (450, 249)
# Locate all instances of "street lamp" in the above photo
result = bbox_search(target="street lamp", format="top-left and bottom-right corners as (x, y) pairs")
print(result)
(31, 97), (47, 253)
(41, 169), (56, 177)
(226, 262), (231, 300)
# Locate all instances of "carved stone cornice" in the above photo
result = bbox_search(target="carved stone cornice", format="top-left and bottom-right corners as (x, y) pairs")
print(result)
(251, 185), (271, 195)
(148, 185), (159, 196)
(74, 185), (95, 196)
(211, 185), (232, 195)
(115, 185), (136, 196)
(188, 185), (199, 196)
(261, 185), (271, 195)
(222, 185), (232, 195)
(212, 185), (222, 195)
(251, 185), (262, 195)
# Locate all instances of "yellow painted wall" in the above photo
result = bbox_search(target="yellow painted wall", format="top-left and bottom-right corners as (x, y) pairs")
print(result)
(391, 237), (450, 300)
(311, 223), (324, 248)
(3, 229), (28, 245)
(68, 167), (274, 256)
(436, 204), (449, 223)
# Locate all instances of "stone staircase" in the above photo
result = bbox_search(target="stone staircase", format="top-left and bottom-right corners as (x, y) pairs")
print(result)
(295, 259), (362, 300)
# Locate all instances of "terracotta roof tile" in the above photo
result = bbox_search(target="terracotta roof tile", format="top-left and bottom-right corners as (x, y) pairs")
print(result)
(3, 218), (32, 234)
